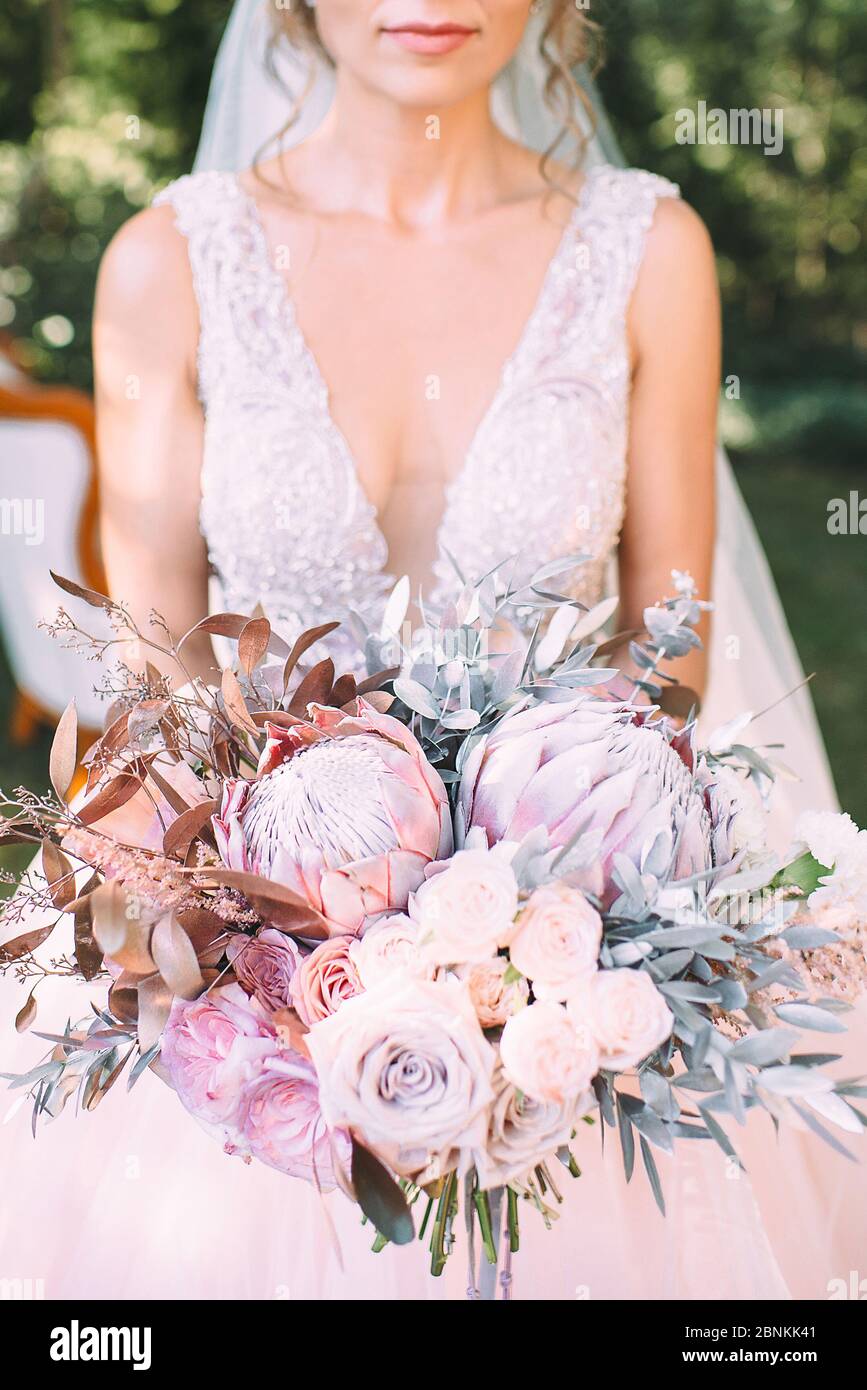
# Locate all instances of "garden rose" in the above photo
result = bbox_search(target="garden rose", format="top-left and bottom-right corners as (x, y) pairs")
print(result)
(475, 1066), (592, 1189)
(410, 843), (520, 965)
(227, 928), (301, 1013)
(290, 936), (364, 1026)
(499, 1000), (599, 1104)
(161, 984), (277, 1133)
(348, 913), (435, 987)
(238, 1054), (349, 1190)
(509, 881), (602, 1000)
(568, 968), (674, 1071)
(213, 698), (452, 933)
(306, 976), (496, 1181)
(460, 957), (529, 1029)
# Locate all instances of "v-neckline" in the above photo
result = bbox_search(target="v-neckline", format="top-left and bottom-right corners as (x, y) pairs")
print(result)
(234, 167), (598, 568)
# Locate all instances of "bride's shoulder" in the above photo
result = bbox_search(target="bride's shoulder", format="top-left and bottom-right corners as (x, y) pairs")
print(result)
(588, 162), (714, 271)
(95, 172), (239, 320)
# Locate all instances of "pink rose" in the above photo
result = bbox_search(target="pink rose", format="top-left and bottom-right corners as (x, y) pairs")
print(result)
(509, 881), (602, 1001)
(460, 958), (529, 1029)
(161, 984), (277, 1132)
(238, 1054), (349, 1190)
(290, 936), (364, 1026)
(499, 1000), (599, 1104)
(227, 928), (302, 1013)
(567, 968), (674, 1071)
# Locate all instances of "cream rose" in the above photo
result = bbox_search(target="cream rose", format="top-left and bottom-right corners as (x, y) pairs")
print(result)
(568, 968), (673, 1071)
(306, 976), (496, 1181)
(499, 1000), (599, 1104)
(475, 1065), (592, 1189)
(509, 881), (602, 1000)
(411, 844), (519, 966)
(460, 957), (529, 1029)
(349, 913), (435, 987)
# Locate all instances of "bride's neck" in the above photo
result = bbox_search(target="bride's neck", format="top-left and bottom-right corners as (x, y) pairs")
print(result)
(293, 70), (519, 228)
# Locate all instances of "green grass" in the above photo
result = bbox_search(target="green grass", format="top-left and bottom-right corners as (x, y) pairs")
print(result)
(1, 453), (864, 900)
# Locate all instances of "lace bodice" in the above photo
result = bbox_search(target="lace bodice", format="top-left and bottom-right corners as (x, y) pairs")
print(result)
(155, 164), (679, 671)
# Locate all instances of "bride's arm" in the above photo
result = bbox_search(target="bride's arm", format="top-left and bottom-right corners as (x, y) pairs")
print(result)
(93, 205), (215, 685)
(619, 197), (720, 701)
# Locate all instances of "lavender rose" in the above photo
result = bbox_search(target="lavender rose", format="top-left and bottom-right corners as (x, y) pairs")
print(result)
(475, 1065), (593, 1189)
(227, 928), (302, 1013)
(161, 984), (278, 1134)
(306, 976), (496, 1182)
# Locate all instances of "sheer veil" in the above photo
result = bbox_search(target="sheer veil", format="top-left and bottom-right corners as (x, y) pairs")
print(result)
(194, 0), (837, 829)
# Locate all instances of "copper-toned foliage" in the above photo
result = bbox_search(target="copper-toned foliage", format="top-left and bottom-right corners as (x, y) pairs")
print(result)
(49, 699), (78, 803)
(180, 611), (290, 659)
(657, 684), (702, 721)
(0, 924), (57, 963)
(73, 872), (104, 982)
(49, 569), (114, 611)
(194, 867), (330, 939)
(287, 657), (336, 715)
(238, 616), (272, 677)
(280, 620), (341, 694)
(41, 841), (77, 910)
(90, 881), (155, 974)
(162, 800), (220, 860)
(77, 758), (152, 828)
(14, 991), (37, 1033)
(220, 667), (261, 737)
(151, 913), (205, 1002)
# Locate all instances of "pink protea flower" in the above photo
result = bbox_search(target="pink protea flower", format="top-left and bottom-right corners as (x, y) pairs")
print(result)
(213, 698), (452, 933)
(459, 696), (738, 904)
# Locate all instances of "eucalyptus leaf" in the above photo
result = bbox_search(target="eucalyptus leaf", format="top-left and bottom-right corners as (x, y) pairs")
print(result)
(350, 1138), (414, 1246)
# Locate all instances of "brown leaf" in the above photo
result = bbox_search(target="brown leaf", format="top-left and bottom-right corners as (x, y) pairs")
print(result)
(282, 622), (341, 692)
(50, 569), (114, 611)
(363, 691), (396, 714)
(193, 868), (329, 939)
(76, 759), (149, 828)
(91, 881), (155, 973)
(108, 978), (139, 1025)
(271, 1008), (311, 1060)
(288, 658), (336, 715)
(657, 684), (702, 722)
(151, 913), (205, 1001)
(330, 674), (357, 708)
(180, 612), (290, 658)
(99, 710), (131, 757)
(41, 841), (77, 910)
(74, 875), (105, 982)
(221, 668), (261, 736)
(356, 668), (401, 695)
(15, 991), (37, 1033)
(0, 924), (57, 964)
(238, 617), (272, 678)
(593, 629), (642, 660)
(175, 908), (228, 965)
(49, 699), (78, 803)
(146, 760), (196, 817)
(137, 972), (174, 1051)
(127, 699), (171, 746)
(162, 799), (220, 860)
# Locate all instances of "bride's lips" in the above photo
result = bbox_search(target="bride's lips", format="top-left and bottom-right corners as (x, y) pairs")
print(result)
(381, 22), (478, 56)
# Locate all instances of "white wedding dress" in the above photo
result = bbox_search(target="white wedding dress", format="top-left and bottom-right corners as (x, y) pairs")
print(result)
(2, 155), (863, 1301)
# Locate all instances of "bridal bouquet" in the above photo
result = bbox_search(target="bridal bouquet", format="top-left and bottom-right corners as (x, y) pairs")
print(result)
(2, 562), (865, 1289)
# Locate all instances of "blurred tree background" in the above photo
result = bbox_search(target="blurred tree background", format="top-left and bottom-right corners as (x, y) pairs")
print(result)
(0, 0), (864, 817)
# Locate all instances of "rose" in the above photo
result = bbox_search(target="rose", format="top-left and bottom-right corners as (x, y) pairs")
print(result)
(161, 984), (277, 1132)
(290, 936), (364, 1026)
(213, 698), (452, 933)
(410, 843), (520, 966)
(509, 881), (602, 1001)
(568, 968), (674, 1071)
(460, 957), (529, 1028)
(499, 1000), (599, 1104)
(238, 1054), (349, 1190)
(305, 976), (496, 1181)
(227, 928), (301, 1013)
(475, 1066), (592, 1189)
(348, 913), (435, 987)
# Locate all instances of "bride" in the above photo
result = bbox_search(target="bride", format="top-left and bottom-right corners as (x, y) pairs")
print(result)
(1, 0), (860, 1300)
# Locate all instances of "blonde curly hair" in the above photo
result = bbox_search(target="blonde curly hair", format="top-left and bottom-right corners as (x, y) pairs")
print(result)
(262, 1), (602, 186)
